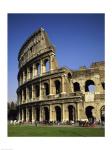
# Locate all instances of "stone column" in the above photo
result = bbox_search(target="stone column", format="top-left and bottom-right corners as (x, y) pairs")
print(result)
(61, 74), (66, 94)
(42, 61), (46, 74)
(49, 79), (53, 95)
(22, 90), (24, 104)
(40, 60), (43, 75)
(27, 67), (30, 80)
(32, 84), (35, 101)
(19, 92), (22, 105)
(33, 63), (37, 78)
(18, 110), (21, 121)
(23, 71), (25, 83)
(62, 104), (66, 122)
(26, 87), (29, 103)
(50, 105), (53, 121)
(32, 106), (36, 122)
(39, 107), (42, 121)
(39, 81), (42, 100)
(26, 107), (29, 122)
(22, 109), (24, 122)
(50, 54), (53, 71)
(20, 75), (22, 85)
(76, 103), (79, 121)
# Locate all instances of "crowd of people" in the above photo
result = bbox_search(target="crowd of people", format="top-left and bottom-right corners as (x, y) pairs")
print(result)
(8, 118), (105, 127)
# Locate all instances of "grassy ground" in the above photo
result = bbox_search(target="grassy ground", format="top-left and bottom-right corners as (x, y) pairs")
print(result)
(8, 125), (104, 137)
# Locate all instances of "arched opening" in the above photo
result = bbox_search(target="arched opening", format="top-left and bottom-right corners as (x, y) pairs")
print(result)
(21, 74), (23, 84)
(25, 69), (27, 81)
(55, 106), (61, 122)
(23, 88), (26, 101)
(44, 83), (49, 96)
(102, 82), (105, 90)
(55, 80), (61, 94)
(29, 66), (33, 79)
(73, 82), (80, 92)
(68, 105), (75, 121)
(20, 109), (22, 120)
(44, 59), (49, 72)
(85, 80), (95, 92)
(28, 86), (32, 99)
(44, 107), (49, 122)
(35, 85), (40, 97)
(20, 90), (22, 103)
(68, 73), (72, 82)
(100, 105), (105, 123)
(36, 107), (40, 121)
(37, 63), (40, 76)
(23, 109), (26, 122)
(29, 108), (32, 122)
(85, 106), (94, 123)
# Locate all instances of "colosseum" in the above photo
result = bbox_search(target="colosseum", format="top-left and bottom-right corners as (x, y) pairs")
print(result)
(17, 27), (105, 124)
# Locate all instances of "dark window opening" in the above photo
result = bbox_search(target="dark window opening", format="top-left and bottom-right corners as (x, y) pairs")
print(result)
(23, 109), (26, 121)
(55, 106), (61, 122)
(44, 59), (49, 72)
(102, 82), (105, 90)
(30, 66), (33, 79)
(36, 107), (40, 121)
(35, 85), (40, 97)
(44, 107), (49, 122)
(28, 86), (32, 99)
(85, 80), (95, 92)
(29, 108), (32, 122)
(23, 89), (26, 100)
(25, 69), (27, 81)
(85, 106), (94, 123)
(68, 105), (75, 121)
(20, 109), (22, 120)
(37, 63), (40, 76)
(68, 73), (72, 82)
(44, 83), (49, 96)
(55, 80), (61, 94)
(73, 82), (80, 92)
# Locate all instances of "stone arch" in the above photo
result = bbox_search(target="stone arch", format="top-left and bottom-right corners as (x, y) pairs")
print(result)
(44, 107), (49, 122)
(35, 84), (40, 97)
(29, 108), (32, 122)
(55, 80), (61, 94)
(68, 105), (76, 121)
(28, 85), (32, 99)
(23, 88), (26, 101)
(23, 109), (26, 122)
(73, 82), (80, 92)
(85, 80), (95, 92)
(20, 90), (22, 103)
(55, 106), (61, 122)
(29, 66), (33, 79)
(20, 109), (22, 120)
(44, 82), (49, 96)
(85, 106), (94, 123)
(36, 107), (40, 121)
(68, 72), (72, 82)
(44, 58), (50, 72)
(36, 63), (41, 76)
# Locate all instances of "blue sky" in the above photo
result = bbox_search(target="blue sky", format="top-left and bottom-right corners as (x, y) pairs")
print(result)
(8, 14), (104, 101)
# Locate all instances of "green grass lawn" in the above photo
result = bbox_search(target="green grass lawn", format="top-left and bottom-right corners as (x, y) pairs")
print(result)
(8, 125), (104, 137)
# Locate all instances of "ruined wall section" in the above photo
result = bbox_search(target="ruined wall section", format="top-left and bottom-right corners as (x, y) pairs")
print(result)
(72, 61), (104, 101)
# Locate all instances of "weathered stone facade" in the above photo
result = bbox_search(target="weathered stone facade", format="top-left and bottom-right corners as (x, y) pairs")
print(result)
(17, 28), (105, 123)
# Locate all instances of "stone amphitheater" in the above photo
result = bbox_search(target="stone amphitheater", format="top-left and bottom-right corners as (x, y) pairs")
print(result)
(17, 28), (105, 124)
